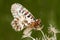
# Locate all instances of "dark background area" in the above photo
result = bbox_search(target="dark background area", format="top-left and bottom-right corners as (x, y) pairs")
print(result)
(0, 0), (60, 40)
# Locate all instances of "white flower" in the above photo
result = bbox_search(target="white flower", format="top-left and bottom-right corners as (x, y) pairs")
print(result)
(22, 27), (32, 38)
(48, 24), (60, 34)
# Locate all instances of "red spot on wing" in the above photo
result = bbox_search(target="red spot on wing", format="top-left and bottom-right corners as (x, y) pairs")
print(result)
(24, 11), (28, 15)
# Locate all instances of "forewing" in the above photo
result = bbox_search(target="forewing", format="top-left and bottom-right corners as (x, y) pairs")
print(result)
(11, 3), (35, 19)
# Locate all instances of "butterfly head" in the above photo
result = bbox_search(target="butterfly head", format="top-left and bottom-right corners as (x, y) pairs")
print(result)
(35, 19), (41, 25)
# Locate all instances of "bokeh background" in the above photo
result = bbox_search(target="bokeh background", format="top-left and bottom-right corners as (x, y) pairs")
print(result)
(0, 0), (60, 40)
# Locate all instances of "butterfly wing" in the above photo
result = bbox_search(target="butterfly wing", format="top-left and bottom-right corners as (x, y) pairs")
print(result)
(11, 3), (26, 31)
(11, 3), (35, 31)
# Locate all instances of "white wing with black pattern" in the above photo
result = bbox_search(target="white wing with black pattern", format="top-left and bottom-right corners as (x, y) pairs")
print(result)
(11, 3), (35, 31)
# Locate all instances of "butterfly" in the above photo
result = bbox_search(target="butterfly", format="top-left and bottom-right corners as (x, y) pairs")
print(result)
(11, 3), (42, 31)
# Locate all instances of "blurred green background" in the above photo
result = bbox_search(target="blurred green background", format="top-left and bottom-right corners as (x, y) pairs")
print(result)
(0, 0), (60, 40)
